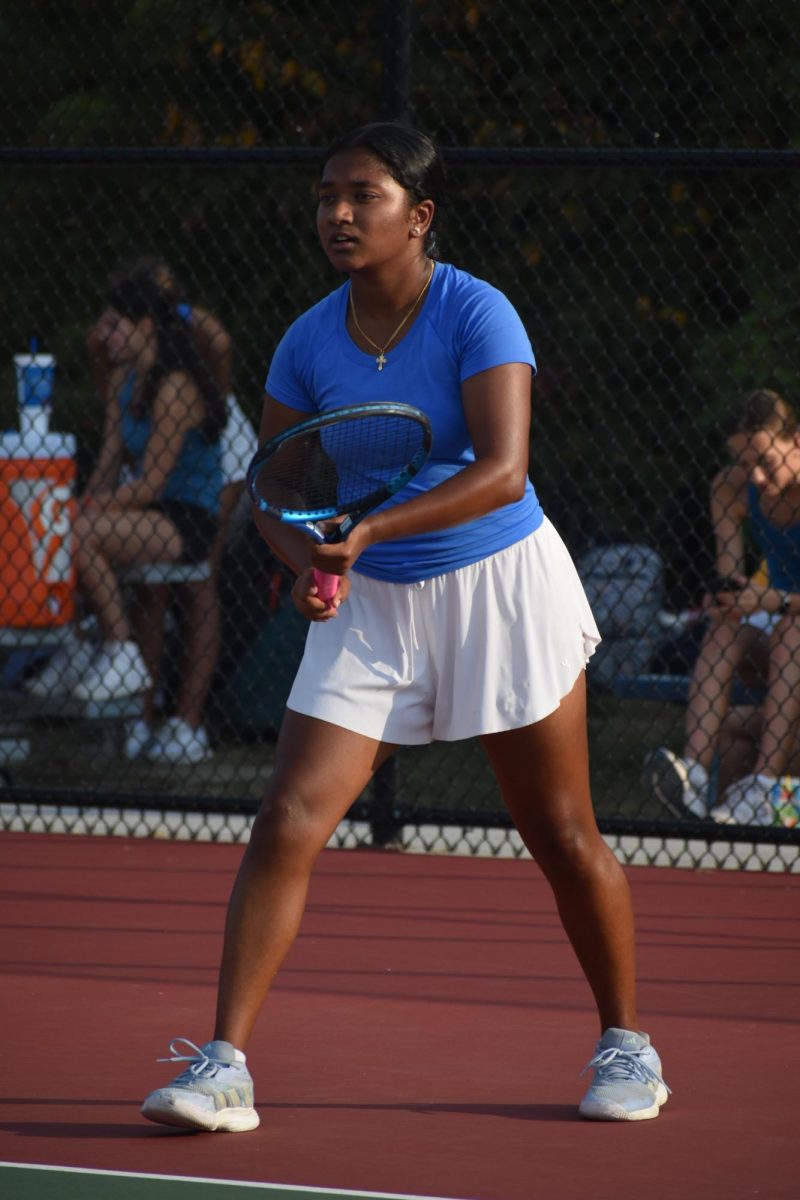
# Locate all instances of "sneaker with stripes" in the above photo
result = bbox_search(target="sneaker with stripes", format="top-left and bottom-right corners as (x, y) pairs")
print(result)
(141, 1038), (259, 1132)
(579, 1027), (670, 1121)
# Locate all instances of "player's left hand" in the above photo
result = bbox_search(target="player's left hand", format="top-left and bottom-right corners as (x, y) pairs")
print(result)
(291, 566), (351, 621)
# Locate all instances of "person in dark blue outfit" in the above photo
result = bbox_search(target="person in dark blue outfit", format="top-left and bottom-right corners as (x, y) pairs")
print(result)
(646, 388), (800, 828)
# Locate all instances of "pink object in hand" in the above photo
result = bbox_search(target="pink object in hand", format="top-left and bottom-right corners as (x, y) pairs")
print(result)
(313, 568), (339, 604)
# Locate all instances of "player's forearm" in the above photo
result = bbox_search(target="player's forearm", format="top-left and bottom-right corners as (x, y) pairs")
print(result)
(365, 459), (526, 544)
(252, 509), (312, 576)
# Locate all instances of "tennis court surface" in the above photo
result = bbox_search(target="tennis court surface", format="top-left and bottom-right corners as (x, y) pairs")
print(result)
(2, 831), (798, 1200)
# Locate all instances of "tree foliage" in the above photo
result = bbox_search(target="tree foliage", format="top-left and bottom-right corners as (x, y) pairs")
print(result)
(1, 0), (798, 590)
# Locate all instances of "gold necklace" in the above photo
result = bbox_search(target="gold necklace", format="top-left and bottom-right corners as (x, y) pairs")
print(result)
(349, 260), (435, 371)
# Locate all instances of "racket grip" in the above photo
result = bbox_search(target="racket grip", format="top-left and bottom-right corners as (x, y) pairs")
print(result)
(312, 568), (340, 604)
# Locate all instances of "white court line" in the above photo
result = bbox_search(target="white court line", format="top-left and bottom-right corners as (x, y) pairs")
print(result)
(0, 1161), (472, 1200)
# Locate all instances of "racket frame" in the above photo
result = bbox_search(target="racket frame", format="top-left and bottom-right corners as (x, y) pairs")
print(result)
(247, 402), (432, 545)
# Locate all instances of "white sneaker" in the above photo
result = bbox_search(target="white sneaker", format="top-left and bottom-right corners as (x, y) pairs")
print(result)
(146, 717), (212, 764)
(124, 718), (154, 761)
(72, 640), (153, 702)
(579, 1027), (670, 1121)
(141, 1038), (259, 1132)
(642, 748), (709, 819)
(24, 628), (97, 698)
(711, 773), (800, 827)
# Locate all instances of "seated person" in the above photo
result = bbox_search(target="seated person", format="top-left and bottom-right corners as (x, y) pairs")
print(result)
(26, 270), (224, 704)
(125, 399), (256, 763)
(85, 257), (257, 762)
(644, 388), (800, 829)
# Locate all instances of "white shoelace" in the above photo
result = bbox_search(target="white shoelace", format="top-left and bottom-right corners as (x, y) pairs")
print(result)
(581, 1045), (671, 1093)
(158, 1037), (227, 1080)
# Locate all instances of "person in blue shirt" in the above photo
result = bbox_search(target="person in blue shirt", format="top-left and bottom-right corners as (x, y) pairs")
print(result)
(646, 387), (800, 828)
(142, 122), (668, 1131)
(27, 272), (225, 705)
(81, 257), (257, 762)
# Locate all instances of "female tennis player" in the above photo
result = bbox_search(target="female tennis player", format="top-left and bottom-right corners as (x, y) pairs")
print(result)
(142, 122), (669, 1131)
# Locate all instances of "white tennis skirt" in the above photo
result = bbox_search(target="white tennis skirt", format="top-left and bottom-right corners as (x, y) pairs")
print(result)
(287, 517), (600, 744)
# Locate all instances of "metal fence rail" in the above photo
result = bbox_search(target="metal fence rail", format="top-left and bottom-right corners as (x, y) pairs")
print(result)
(2, 1), (800, 869)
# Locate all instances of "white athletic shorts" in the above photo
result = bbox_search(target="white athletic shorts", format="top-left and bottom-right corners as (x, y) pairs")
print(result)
(287, 517), (601, 744)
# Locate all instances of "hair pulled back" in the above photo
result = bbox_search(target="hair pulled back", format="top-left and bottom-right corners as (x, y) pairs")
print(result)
(323, 122), (447, 259)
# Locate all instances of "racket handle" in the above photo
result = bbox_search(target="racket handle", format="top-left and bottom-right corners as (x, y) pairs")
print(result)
(313, 568), (340, 604)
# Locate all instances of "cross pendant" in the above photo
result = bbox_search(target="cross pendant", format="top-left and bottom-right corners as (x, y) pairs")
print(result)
(376, 352), (387, 371)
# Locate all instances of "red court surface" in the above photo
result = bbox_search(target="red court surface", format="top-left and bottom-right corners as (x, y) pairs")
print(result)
(1, 831), (799, 1200)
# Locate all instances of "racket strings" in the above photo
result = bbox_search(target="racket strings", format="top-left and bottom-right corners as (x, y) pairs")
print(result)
(254, 414), (427, 516)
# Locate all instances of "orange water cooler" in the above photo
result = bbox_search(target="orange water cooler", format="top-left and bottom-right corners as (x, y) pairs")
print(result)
(0, 433), (77, 627)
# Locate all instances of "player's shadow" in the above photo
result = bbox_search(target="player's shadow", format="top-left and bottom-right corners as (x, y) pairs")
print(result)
(0, 1099), (579, 1138)
(0, 1119), (173, 1139)
(265, 1101), (579, 1123)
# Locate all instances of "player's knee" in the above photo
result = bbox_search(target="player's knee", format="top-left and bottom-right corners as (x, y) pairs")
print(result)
(523, 816), (599, 879)
(249, 792), (327, 863)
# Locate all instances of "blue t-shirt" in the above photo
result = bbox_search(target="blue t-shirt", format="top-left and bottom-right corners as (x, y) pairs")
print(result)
(747, 483), (800, 589)
(265, 262), (542, 582)
(119, 374), (222, 516)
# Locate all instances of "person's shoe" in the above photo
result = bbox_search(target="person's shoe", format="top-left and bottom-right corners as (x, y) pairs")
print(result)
(71, 640), (152, 702)
(771, 779), (800, 828)
(24, 628), (97, 699)
(579, 1027), (670, 1121)
(711, 773), (800, 828)
(124, 718), (154, 761)
(141, 1038), (259, 1132)
(642, 748), (709, 819)
(145, 717), (212, 764)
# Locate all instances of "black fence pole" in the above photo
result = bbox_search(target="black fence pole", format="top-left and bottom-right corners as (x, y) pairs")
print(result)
(370, 758), (402, 847)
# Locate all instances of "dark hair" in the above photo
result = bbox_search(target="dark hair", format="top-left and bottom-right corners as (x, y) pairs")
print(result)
(729, 388), (797, 440)
(323, 122), (447, 259)
(107, 269), (225, 441)
(109, 254), (184, 300)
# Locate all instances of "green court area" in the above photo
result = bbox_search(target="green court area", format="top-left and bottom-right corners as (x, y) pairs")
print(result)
(0, 1165), (460, 1200)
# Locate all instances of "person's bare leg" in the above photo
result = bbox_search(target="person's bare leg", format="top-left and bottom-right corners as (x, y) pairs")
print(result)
(130, 584), (169, 724)
(174, 482), (239, 731)
(684, 620), (757, 769)
(175, 577), (220, 729)
(214, 711), (396, 1049)
(754, 618), (800, 777)
(73, 508), (183, 641)
(481, 673), (636, 1033)
(716, 704), (761, 792)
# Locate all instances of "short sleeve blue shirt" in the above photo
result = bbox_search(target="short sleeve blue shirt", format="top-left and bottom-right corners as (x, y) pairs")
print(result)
(266, 262), (543, 582)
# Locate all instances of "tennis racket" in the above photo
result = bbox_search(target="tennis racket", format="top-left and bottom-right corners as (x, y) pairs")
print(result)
(247, 402), (433, 603)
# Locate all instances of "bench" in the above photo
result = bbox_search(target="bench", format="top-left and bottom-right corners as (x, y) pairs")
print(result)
(0, 559), (212, 771)
(612, 673), (766, 707)
(0, 623), (145, 770)
(120, 561), (212, 586)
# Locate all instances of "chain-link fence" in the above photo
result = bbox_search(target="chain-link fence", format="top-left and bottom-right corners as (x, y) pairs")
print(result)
(2, 1), (800, 870)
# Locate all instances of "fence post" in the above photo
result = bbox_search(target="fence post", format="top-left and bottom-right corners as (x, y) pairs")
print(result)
(370, 758), (402, 846)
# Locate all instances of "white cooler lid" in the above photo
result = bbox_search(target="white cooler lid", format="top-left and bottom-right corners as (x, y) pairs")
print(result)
(0, 431), (76, 459)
